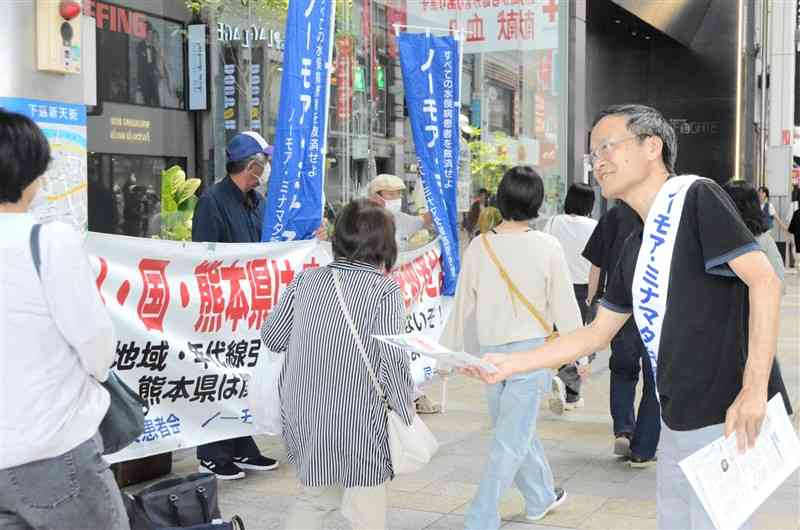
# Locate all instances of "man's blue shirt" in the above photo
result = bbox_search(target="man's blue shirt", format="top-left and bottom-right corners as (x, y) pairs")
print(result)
(191, 176), (265, 243)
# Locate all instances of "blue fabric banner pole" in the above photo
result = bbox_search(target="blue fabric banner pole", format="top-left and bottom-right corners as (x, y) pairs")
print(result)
(398, 32), (461, 295)
(262, 0), (336, 242)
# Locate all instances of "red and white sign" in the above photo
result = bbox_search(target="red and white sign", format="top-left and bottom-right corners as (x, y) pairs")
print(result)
(408, 0), (559, 54)
(87, 235), (446, 462)
(335, 36), (353, 119)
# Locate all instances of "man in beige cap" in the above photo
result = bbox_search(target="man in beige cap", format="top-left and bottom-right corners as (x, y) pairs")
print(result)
(367, 173), (440, 414)
(368, 173), (433, 250)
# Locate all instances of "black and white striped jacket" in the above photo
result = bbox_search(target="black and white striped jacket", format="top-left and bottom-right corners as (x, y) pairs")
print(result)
(261, 259), (415, 487)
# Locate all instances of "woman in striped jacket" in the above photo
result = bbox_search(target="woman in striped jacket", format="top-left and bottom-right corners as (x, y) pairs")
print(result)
(261, 199), (415, 530)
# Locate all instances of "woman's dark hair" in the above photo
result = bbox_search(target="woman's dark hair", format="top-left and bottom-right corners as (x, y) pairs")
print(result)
(723, 181), (766, 236)
(564, 183), (595, 216)
(332, 199), (398, 270)
(495, 166), (544, 221)
(758, 186), (770, 199)
(0, 110), (51, 204)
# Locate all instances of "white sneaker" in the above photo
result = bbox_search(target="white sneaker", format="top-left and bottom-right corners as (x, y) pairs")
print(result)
(549, 377), (566, 415)
(564, 397), (585, 410)
(518, 488), (567, 522)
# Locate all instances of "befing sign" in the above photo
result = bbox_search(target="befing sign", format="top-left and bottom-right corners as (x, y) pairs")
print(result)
(217, 23), (284, 50)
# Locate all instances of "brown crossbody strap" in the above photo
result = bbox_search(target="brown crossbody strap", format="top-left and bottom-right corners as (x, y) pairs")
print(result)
(481, 233), (555, 336)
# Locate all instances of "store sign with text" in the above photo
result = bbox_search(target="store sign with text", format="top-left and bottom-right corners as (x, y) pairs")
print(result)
(408, 0), (559, 54)
(217, 23), (284, 50)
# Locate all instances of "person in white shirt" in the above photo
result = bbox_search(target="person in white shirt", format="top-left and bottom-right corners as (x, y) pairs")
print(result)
(542, 184), (598, 412)
(368, 174), (433, 249)
(0, 110), (129, 530)
(367, 174), (439, 414)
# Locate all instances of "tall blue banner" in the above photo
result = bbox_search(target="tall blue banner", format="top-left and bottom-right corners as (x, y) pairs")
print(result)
(399, 33), (461, 296)
(262, 0), (335, 241)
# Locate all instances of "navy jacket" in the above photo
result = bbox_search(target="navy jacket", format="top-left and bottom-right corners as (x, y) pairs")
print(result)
(191, 176), (264, 243)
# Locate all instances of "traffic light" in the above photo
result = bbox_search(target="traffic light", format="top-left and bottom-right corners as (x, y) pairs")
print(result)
(376, 65), (385, 90)
(353, 66), (365, 92)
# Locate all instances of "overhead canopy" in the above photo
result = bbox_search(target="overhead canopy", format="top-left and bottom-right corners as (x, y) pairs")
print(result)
(611, 0), (713, 48)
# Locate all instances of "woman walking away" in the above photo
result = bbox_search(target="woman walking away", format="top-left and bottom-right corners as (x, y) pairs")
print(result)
(542, 183), (598, 411)
(261, 199), (415, 530)
(0, 110), (130, 529)
(440, 166), (583, 529)
(724, 181), (785, 291)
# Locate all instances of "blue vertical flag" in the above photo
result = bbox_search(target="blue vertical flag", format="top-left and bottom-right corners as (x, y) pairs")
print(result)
(399, 33), (461, 296)
(262, 0), (335, 241)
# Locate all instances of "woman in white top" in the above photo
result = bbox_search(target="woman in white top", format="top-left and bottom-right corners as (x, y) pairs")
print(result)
(542, 184), (598, 411)
(440, 166), (582, 529)
(0, 110), (129, 530)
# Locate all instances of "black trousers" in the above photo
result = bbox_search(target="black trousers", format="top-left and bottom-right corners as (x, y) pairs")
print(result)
(196, 436), (261, 464)
(555, 284), (591, 399)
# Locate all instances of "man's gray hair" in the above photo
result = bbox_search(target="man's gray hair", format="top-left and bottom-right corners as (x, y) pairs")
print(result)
(592, 104), (678, 174)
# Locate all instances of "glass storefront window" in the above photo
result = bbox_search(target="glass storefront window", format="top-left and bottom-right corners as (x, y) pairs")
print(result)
(85, 1), (186, 110)
(208, 0), (566, 216)
(88, 153), (186, 237)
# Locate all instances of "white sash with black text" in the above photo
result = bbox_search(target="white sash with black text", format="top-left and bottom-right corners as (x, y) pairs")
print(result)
(632, 175), (705, 392)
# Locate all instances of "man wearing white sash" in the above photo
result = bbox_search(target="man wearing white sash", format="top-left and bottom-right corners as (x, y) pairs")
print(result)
(465, 104), (792, 530)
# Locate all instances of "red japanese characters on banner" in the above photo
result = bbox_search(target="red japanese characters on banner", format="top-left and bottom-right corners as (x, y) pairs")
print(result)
(86, 235), (447, 464)
(390, 246), (442, 309)
(137, 259), (171, 332)
(335, 36), (353, 120)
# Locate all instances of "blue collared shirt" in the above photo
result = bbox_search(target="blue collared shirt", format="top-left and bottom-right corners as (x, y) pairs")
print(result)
(191, 176), (265, 243)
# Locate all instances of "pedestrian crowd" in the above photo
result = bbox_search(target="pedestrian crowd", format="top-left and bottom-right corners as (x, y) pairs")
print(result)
(0, 102), (794, 530)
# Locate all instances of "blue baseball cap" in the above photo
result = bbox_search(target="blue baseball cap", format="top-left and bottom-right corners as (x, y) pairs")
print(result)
(225, 131), (274, 162)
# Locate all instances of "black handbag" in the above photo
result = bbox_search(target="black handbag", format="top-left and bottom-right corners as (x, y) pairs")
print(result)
(29, 224), (146, 455)
(99, 370), (147, 454)
(125, 473), (222, 530)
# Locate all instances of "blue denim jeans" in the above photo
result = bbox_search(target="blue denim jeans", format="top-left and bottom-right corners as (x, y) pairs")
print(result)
(0, 433), (130, 530)
(609, 326), (661, 459)
(465, 338), (555, 530)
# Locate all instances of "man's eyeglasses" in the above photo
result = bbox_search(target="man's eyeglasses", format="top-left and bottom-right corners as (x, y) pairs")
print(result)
(584, 134), (649, 167)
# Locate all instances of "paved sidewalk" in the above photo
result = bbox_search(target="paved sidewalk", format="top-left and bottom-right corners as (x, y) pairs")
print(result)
(168, 274), (800, 529)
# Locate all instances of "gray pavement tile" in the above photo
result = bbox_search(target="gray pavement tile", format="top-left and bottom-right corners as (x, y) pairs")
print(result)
(423, 514), (465, 530)
(559, 478), (655, 501)
(502, 523), (577, 530)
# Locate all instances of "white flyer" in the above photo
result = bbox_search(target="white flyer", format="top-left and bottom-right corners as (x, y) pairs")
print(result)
(679, 395), (800, 530)
(373, 334), (499, 374)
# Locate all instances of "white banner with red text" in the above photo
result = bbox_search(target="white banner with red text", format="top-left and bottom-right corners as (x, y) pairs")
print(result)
(85, 234), (448, 462)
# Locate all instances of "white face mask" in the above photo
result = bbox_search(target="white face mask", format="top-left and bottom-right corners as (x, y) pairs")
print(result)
(255, 162), (271, 188)
(384, 198), (402, 213)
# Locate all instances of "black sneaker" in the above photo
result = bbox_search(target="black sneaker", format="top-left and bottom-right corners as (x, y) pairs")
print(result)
(522, 487), (567, 522)
(198, 459), (245, 480)
(629, 453), (657, 468)
(231, 455), (279, 471)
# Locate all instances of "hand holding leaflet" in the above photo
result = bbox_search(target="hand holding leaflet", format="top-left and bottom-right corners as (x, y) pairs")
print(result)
(372, 334), (499, 374)
(679, 395), (800, 530)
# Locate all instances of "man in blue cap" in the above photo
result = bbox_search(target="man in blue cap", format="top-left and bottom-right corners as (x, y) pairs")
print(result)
(193, 131), (274, 244)
(192, 131), (278, 479)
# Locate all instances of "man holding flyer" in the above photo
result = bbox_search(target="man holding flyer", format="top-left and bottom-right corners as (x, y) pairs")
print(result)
(464, 104), (793, 530)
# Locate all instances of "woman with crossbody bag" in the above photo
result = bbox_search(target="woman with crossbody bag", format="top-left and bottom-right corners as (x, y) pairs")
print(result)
(260, 199), (415, 530)
(0, 111), (130, 529)
(440, 167), (583, 529)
